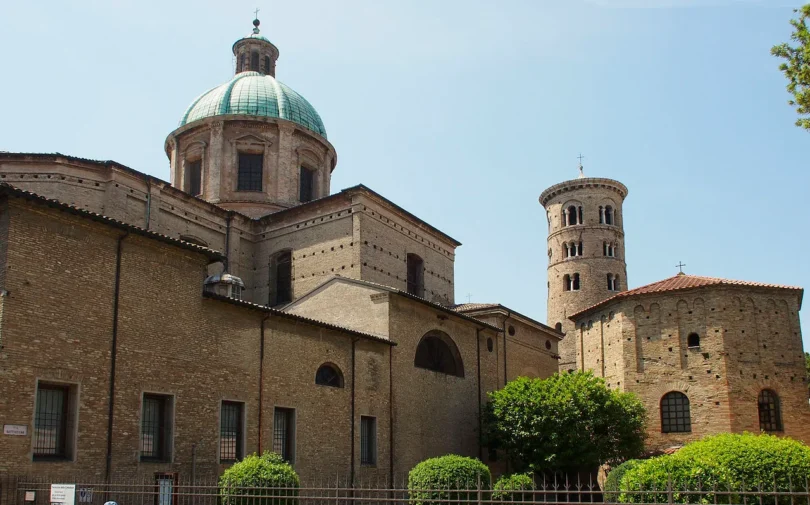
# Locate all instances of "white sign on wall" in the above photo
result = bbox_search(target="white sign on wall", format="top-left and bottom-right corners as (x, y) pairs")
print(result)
(50, 484), (76, 505)
(3, 424), (27, 436)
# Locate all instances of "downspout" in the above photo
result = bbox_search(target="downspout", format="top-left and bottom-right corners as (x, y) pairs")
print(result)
(475, 327), (482, 460)
(145, 180), (152, 230)
(388, 345), (394, 485)
(350, 337), (359, 485)
(105, 231), (128, 482)
(224, 211), (233, 271)
(502, 310), (512, 386)
(258, 314), (270, 453)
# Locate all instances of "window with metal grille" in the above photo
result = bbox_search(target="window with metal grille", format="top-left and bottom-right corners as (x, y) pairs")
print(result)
(274, 251), (292, 305)
(220, 401), (244, 462)
(406, 253), (424, 297)
(758, 389), (783, 432)
(250, 51), (259, 71)
(299, 167), (314, 202)
(33, 383), (70, 459)
(273, 407), (295, 462)
(188, 160), (202, 197)
(360, 416), (377, 466)
(141, 394), (172, 462)
(237, 153), (263, 192)
(315, 364), (344, 388)
(660, 391), (691, 433)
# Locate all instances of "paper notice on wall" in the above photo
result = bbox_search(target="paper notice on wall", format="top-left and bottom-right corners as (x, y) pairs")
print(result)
(50, 484), (76, 505)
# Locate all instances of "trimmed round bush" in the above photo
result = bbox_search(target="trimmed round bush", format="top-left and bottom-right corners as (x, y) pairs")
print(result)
(492, 474), (535, 502)
(408, 455), (492, 505)
(618, 433), (810, 504)
(220, 451), (300, 505)
(603, 460), (641, 502)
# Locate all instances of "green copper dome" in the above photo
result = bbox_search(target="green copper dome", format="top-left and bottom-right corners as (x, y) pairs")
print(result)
(179, 71), (327, 138)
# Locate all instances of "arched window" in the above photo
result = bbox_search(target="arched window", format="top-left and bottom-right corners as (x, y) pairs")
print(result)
(563, 243), (569, 258)
(414, 331), (464, 377)
(614, 275), (620, 290)
(572, 273), (580, 291)
(555, 322), (563, 332)
(758, 390), (783, 432)
(315, 363), (344, 388)
(599, 206), (604, 224)
(563, 274), (571, 291)
(406, 253), (424, 297)
(687, 333), (700, 348)
(607, 274), (616, 291)
(263, 55), (271, 75)
(605, 206), (614, 225)
(250, 51), (260, 71)
(604, 242), (615, 257)
(661, 392), (691, 433)
(270, 250), (292, 306)
(567, 205), (578, 226)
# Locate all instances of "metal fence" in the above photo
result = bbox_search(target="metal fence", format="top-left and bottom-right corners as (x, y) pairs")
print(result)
(2, 474), (809, 505)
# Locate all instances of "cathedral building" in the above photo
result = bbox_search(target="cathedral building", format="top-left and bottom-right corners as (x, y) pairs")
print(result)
(0, 16), (806, 486)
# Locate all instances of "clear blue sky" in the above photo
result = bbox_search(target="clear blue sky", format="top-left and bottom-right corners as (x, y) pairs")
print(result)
(1, 0), (808, 347)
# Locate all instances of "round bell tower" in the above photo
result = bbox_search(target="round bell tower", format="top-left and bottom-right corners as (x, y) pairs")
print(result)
(540, 167), (628, 372)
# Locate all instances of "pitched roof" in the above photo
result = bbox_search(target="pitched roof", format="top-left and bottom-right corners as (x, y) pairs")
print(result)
(450, 303), (500, 312)
(569, 273), (804, 320)
(0, 182), (226, 261)
(451, 302), (563, 338)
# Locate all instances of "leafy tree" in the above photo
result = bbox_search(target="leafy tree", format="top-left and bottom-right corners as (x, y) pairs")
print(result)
(485, 372), (646, 472)
(220, 451), (300, 505)
(408, 455), (491, 505)
(772, 4), (810, 130)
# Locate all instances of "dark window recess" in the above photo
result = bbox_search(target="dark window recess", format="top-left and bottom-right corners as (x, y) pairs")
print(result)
(250, 51), (259, 71)
(360, 416), (377, 466)
(605, 206), (614, 225)
(661, 391), (691, 433)
(299, 167), (314, 202)
(155, 473), (178, 505)
(237, 153), (263, 191)
(555, 322), (563, 333)
(758, 389), (783, 432)
(572, 273), (581, 290)
(315, 364), (344, 388)
(687, 333), (700, 348)
(486, 338), (494, 352)
(220, 401), (244, 462)
(272, 251), (292, 306)
(188, 160), (202, 197)
(34, 384), (70, 459)
(545, 340), (552, 350)
(508, 325), (516, 336)
(414, 332), (464, 377)
(240, 54), (247, 72)
(273, 407), (295, 462)
(263, 55), (271, 75)
(141, 394), (171, 461)
(406, 253), (424, 297)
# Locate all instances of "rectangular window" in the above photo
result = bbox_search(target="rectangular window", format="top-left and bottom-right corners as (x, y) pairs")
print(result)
(251, 51), (260, 72)
(220, 401), (244, 462)
(188, 160), (202, 197)
(406, 254), (424, 297)
(141, 394), (172, 462)
(237, 153), (263, 192)
(34, 383), (74, 460)
(299, 167), (314, 202)
(273, 407), (295, 462)
(360, 416), (377, 466)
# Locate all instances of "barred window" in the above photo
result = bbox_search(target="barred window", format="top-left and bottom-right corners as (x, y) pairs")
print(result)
(220, 401), (244, 462)
(360, 416), (377, 466)
(141, 394), (172, 461)
(34, 383), (72, 459)
(237, 153), (263, 192)
(188, 160), (202, 197)
(758, 389), (783, 432)
(660, 391), (691, 433)
(273, 407), (295, 462)
(315, 363), (344, 388)
(299, 167), (315, 202)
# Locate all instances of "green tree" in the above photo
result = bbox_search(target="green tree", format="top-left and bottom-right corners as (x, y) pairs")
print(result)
(772, 4), (810, 130)
(485, 372), (646, 472)
(219, 452), (300, 505)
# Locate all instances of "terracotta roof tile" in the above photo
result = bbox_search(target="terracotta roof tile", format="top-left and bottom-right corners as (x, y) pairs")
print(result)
(450, 303), (500, 312)
(569, 273), (803, 320)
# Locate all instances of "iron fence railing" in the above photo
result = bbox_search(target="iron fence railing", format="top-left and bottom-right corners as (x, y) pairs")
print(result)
(1, 474), (809, 505)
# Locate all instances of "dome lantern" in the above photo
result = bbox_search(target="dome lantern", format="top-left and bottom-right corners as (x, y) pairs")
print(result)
(232, 17), (279, 77)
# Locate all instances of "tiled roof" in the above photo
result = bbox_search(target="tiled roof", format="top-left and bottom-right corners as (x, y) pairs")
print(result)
(0, 182), (226, 261)
(203, 291), (396, 345)
(570, 273), (803, 320)
(450, 303), (499, 312)
(452, 302), (563, 337)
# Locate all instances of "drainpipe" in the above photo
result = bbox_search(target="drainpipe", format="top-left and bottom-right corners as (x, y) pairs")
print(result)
(350, 338), (359, 485)
(224, 211), (233, 271)
(502, 310), (512, 386)
(475, 327), (483, 459)
(105, 231), (128, 482)
(388, 345), (394, 485)
(258, 314), (270, 453)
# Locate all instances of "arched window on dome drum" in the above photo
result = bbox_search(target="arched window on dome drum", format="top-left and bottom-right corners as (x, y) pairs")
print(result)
(315, 363), (344, 388)
(264, 56), (271, 75)
(661, 392), (691, 433)
(758, 389), (783, 432)
(270, 250), (292, 306)
(414, 331), (464, 377)
(299, 167), (315, 203)
(250, 51), (260, 72)
(188, 160), (202, 197)
(240, 54), (247, 73)
(237, 153), (263, 192)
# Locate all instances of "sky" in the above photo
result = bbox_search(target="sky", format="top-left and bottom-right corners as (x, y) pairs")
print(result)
(1, 0), (808, 347)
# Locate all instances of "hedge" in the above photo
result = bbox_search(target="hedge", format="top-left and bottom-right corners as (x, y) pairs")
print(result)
(220, 452), (300, 505)
(603, 460), (641, 502)
(618, 433), (810, 504)
(408, 455), (491, 505)
(492, 474), (535, 502)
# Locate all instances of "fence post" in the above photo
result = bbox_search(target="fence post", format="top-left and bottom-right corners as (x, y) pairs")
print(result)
(477, 474), (483, 505)
(667, 476), (674, 505)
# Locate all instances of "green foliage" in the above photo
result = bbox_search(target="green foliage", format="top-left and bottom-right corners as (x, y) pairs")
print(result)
(408, 455), (491, 505)
(618, 433), (810, 504)
(603, 460), (642, 502)
(485, 372), (646, 472)
(492, 474), (535, 502)
(772, 4), (810, 130)
(220, 452), (300, 505)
